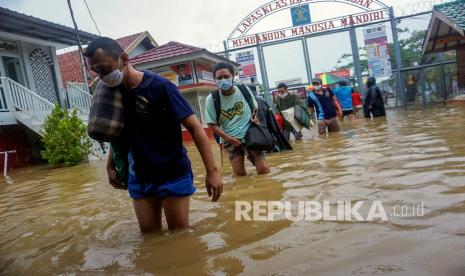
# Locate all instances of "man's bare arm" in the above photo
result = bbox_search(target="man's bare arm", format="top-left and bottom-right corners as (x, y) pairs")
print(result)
(183, 114), (222, 202)
(207, 123), (242, 147)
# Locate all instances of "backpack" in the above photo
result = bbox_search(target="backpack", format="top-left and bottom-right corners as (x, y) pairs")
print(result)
(211, 85), (255, 144)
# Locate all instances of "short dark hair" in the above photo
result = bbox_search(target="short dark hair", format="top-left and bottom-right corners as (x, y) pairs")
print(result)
(339, 81), (347, 86)
(368, 77), (376, 85)
(277, 83), (288, 89)
(84, 37), (124, 59)
(213, 62), (234, 78)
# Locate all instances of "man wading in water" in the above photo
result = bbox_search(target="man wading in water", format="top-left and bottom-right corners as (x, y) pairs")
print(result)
(205, 62), (270, 176)
(85, 37), (222, 233)
(307, 78), (342, 135)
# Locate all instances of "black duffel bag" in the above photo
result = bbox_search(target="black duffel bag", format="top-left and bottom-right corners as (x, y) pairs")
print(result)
(244, 123), (275, 152)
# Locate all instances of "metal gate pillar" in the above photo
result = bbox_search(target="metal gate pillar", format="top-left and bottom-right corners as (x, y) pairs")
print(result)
(301, 37), (313, 84)
(257, 43), (273, 105)
(389, 7), (406, 108)
(349, 27), (364, 94)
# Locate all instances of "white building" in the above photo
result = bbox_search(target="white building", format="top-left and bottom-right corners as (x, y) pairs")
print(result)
(0, 7), (97, 168)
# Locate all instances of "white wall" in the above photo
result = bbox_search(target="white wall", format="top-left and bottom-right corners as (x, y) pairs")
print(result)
(0, 33), (64, 106)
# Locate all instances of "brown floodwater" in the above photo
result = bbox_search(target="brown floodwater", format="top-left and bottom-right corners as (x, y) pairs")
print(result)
(1, 105), (465, 275)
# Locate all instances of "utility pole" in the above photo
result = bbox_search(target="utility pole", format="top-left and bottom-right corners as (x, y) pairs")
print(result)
(67, 0), (90, 90)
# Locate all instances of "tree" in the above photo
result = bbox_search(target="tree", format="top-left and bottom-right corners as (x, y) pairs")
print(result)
(41, 105), (91, 166)
(336, 50), (368, 74)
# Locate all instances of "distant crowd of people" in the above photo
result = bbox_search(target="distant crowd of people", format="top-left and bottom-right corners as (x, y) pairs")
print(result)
(273, 76), (386, 137)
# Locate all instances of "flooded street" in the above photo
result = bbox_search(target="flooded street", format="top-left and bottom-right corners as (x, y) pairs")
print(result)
(1, 105), (465, 275)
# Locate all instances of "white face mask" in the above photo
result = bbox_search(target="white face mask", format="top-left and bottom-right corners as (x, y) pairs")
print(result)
(279, 92), (289, 99)
(216, 78), (234, 91)
(313, 85), (321, 90)
(101, 58), (124, 87)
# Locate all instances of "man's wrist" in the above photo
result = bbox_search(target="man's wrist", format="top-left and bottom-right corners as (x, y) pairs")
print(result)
(206, 166), (219, 174)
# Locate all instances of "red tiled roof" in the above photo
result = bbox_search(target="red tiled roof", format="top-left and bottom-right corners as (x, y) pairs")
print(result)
(58, 50), (83, 84)
(58, 50), (98, 85)
(115, 32), (144, 51)
(130, 41), (203, 65)
(58, 32), (145, 84)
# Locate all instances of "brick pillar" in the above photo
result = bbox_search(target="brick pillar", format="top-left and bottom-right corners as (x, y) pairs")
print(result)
(457, 45), (465, 90)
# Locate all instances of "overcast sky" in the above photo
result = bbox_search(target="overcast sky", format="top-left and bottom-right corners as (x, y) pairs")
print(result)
(0, 0), (435, 87)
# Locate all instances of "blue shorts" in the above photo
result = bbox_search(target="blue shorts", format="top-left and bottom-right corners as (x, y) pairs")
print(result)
(128, 171), (196, 199)
(127, 152), (196, 199)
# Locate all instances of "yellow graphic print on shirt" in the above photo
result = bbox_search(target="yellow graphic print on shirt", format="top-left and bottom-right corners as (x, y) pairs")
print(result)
(220, 102), (244, 120)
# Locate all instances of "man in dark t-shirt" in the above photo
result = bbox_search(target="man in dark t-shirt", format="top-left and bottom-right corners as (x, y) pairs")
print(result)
(85, 37), (222, 233)
(307, 78), (342, 135)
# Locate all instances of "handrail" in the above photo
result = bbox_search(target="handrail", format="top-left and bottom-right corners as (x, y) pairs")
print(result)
(0, 83), (8, 111)
(66, 82), (92, 113)
(68, 82), (89, 92)
(0, 77), (105, 160)
(0, 77), (54, 121)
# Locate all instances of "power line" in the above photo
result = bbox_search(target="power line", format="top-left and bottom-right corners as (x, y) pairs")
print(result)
(83, 0), (101, 36)
(67, 0), (90, 87)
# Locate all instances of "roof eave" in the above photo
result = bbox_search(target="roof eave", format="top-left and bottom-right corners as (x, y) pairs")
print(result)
(200, 50), (240, 67)
(132, 50), (239, 70)
(435, 9), (465, 36)
(132, 51), (205, 70)
(422, 9), (465, 54)
(0, 30), (69, 49)
(124, 32), (159, 54)
(0, 7), (98, 46)
(144, 32), (159, 47)
(422, 11), (439, 55)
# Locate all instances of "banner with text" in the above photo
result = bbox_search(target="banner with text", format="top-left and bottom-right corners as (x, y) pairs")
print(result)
(363, 25), (392, 78)
(236, 50), (257, 84)
(228, 9), (388, 49)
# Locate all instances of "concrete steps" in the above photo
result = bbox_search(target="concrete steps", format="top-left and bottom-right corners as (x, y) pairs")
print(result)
(15, 111), (43, 135)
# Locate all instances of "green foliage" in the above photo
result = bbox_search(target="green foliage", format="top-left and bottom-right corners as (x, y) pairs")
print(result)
(336, 49), (368, 73)
(41, 104), (91, 166)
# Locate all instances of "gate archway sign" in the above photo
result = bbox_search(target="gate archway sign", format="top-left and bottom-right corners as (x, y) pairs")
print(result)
(227, 0), (390, 49)
(224, 0), (406, 108)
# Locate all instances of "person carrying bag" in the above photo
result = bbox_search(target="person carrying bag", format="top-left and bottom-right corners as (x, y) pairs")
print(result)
(212, 85), (275, 152)
(205, 62), (271, 176)
(87, 81), (129, 186)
